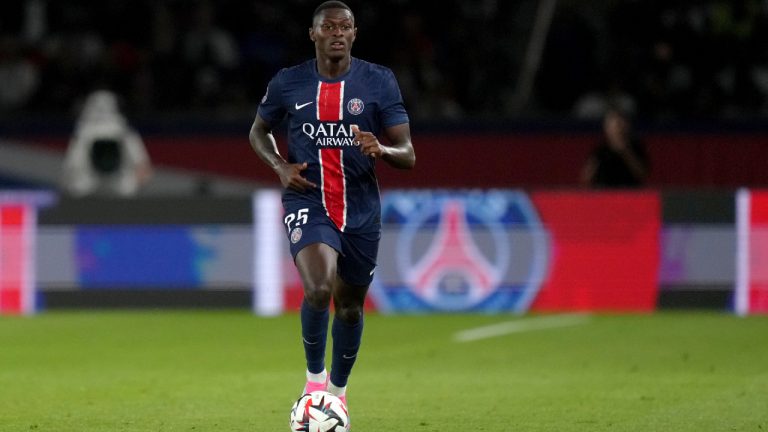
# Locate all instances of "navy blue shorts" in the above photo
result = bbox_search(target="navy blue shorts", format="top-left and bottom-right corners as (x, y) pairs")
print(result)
(283, 204), (380, 287)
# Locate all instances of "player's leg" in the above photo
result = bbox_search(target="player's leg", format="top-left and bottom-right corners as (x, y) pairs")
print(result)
(328, 277), (368, 402)
(327, 231), (379, 402)
(295, 242), (339, 393)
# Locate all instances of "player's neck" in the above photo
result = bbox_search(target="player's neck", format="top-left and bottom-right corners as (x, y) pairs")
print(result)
(315, 55), (351, 80)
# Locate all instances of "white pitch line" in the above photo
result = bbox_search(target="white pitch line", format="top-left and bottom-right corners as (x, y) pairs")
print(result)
(453, 314), (591, 343)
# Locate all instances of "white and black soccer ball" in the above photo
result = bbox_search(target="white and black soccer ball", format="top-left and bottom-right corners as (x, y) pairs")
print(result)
(289, 391), (349, 432)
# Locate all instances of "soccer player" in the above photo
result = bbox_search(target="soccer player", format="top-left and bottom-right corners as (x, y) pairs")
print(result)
(248, 0), (415, 412)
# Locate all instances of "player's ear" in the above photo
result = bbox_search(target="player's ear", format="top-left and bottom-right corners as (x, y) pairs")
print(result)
(309, 27), (316, 42)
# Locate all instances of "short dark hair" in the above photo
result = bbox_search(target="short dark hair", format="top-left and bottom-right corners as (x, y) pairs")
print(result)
(313, 1), (354, 23)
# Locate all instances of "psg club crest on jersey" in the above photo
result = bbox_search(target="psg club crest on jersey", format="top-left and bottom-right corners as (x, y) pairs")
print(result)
(290, 227), (302, 244)
(346, 98), (364, 115)
(370, 190), (551, 313)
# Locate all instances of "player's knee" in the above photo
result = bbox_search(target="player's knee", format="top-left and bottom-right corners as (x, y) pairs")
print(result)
(335, 303), (363, 324)
(304, 282), (333, 308)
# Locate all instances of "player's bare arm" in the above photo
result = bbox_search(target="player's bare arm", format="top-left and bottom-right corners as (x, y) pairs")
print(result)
(249, 114), (317, 191)
(352, 124), (415, 169)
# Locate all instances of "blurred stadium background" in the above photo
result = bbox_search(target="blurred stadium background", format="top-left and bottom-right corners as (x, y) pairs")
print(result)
(1, 0), (768, 314)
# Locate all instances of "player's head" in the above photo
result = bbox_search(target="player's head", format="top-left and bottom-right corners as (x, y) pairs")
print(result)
(312, 1), (354, 21)
(310, 1), (356, 61)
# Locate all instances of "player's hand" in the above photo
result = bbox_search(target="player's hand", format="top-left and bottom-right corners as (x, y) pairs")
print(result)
(276, 162), (317, 192)
(352, 125), (384, 159)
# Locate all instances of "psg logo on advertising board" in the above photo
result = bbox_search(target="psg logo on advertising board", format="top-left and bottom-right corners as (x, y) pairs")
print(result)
(371, 190), (551, 313)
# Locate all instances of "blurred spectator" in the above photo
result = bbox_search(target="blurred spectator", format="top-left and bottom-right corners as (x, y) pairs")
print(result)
(0, 37), (40, 111)
(182, 0), (241, 109)
(61, 90), (152, 197)
(580, 107), (649, 189)
(389, 10), (463, 121)
(1, 0), (767, 122)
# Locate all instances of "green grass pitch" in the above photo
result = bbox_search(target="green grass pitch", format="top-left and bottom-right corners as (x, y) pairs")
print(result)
(1, 311), (767, 431)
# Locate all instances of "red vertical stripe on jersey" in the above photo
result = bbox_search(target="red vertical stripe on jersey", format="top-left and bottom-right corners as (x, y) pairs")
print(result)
(316, 81), (347, 230)
(316, 81), (344, 121)
(320, 149), (346, 231)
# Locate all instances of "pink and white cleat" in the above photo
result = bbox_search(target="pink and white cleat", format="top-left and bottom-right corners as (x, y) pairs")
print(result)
(336, 394), (349, 430)
(301, 372), (328, 396)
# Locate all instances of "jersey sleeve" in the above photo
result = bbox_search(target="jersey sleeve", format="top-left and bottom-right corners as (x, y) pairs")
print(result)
(379, 69), (410, 128)
(256, 71), (287, 127)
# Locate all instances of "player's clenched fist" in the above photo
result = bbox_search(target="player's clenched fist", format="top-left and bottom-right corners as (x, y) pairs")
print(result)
(352, 125), (383, 158)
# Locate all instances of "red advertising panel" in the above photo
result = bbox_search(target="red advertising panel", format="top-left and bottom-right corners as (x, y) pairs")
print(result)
(0, 205), (29, 314)
(0, 192), (52, 315)
(748, 191), (768, 313)
(529, 192), (661, 312)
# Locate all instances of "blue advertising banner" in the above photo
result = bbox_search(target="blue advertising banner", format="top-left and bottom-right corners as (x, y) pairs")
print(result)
(75, 225), (210, 288)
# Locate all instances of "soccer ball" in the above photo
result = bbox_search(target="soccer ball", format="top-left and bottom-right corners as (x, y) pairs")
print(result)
(289, 391), (350, 432)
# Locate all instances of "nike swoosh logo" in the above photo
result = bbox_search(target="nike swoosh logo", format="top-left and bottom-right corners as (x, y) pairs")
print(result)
(342, 354), (357, 360)
(295, 101), (313, 110)
(303, 337), (319, 345)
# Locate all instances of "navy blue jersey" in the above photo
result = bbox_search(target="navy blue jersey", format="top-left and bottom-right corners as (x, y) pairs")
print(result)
(257, 57), (409, 234)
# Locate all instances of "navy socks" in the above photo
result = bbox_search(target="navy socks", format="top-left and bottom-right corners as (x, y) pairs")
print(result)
(330, 315), (364, 388)
(300, 299), (329, 374)
(301, 298), (364, 388)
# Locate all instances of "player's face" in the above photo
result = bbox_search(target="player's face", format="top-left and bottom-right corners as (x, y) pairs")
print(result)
(310, 9), (356, 61)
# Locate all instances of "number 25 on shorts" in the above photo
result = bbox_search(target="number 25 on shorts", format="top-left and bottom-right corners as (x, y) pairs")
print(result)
(284, 208), (309, 233)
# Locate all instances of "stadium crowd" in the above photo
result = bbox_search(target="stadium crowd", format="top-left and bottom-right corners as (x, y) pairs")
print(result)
(1, 0), (767, 123)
